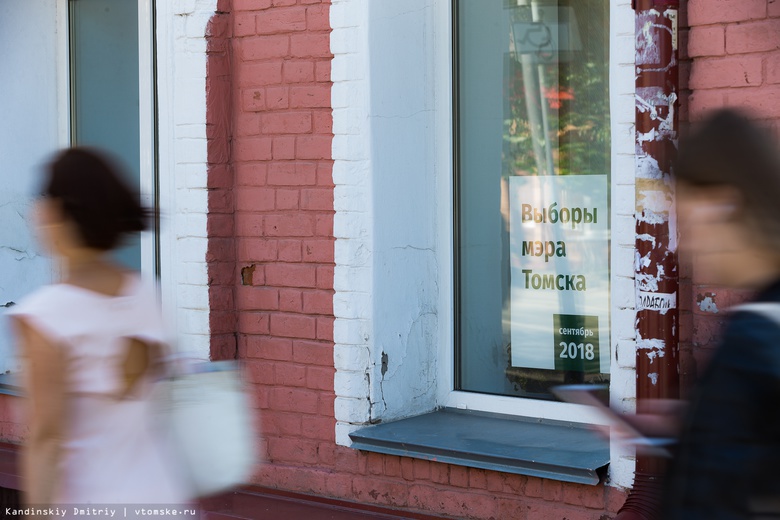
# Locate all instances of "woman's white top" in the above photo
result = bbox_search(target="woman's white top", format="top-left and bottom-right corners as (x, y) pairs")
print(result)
(8, 275), (189, 505)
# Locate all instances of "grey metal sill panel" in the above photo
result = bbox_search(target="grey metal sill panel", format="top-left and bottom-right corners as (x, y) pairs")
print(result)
(349, 408), (609, 485)
(0, 374), (22, 397)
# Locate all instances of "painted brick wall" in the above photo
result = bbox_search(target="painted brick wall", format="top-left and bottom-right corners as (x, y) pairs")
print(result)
(156, 0), (216, 361)
(676, 0), (698, 397)
(220, 0), (339, 491)
(207, 1), (238, 362)
(203, 1), (628, 519)
(680, 0), (780, 387)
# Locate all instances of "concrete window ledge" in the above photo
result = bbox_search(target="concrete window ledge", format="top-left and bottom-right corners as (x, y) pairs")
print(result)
(349, 408), (609, 485)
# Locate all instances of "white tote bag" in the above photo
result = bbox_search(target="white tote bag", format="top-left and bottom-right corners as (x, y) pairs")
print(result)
(155, 360), (258, 498)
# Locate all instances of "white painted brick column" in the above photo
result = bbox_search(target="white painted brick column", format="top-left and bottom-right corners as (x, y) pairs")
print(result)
(156, 0), (216, 360)
(609, 0), (639, 490)
(331, 0), (374, 446)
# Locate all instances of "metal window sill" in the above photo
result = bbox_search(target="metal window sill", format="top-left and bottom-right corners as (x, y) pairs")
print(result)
(349, 408), (609, 485)
(0, 374), (22, 397)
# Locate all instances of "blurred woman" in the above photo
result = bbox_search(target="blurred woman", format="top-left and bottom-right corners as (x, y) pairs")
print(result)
(662, 109), (780, 518)
(8, 148), (188, 506)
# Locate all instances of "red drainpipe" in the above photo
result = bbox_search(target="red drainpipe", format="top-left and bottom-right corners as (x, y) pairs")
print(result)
(616, 1), (681, 519)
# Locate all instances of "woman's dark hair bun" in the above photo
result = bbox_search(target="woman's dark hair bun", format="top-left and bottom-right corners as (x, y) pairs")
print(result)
(43, 147), (150, 251)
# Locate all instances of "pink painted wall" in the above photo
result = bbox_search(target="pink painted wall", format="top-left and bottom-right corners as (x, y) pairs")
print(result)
(678, 0), (780, 392)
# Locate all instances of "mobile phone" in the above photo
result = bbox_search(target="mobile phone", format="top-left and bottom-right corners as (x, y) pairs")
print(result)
(552, 384), (675, 457)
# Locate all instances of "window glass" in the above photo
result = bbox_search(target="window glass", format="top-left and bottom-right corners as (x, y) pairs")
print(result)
(455, 0), (610, 399)
(70, 0), (142, 270)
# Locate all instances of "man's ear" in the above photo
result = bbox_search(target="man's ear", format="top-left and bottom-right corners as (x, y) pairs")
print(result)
(704, 185), (742, 218)
(684, 185), (743, 223)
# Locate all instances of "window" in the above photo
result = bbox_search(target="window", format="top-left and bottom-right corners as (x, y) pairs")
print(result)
(455, 0), (611, 399)
(336, 0), (635, 488)
(0, 0), (213, 374)
(69, 0), (158, 273)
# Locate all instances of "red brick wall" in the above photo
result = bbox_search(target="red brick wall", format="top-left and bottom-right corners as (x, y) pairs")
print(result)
(678, 0), (780, 387)
(207, 1), (624, 519)
(220, 0), (339, 491)
(207, 1), (238, 362)
(224, 0), (336, 465)
(687, 0), (780, 121)
(0, 396), (25, 443)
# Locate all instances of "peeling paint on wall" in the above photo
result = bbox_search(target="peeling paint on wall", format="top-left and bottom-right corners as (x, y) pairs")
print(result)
(696, 292), (719, 314)
(633, 1), (680, 408)
(637, 20), (660, 65)
(636, 88), (677, 143)
(637, 233), (656, 248)
(240, 265), (255, 286)
(635, 264), (666, 292)
(637, 338), (666, 362)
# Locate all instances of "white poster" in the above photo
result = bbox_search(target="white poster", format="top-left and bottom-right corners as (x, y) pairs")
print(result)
(509, 175), (609, 373)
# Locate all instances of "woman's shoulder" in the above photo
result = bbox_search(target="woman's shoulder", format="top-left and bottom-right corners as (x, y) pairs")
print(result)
(10, 273), (149, 310)
(7, 284), (79, 317)
(5, 284), (90, 342)
(6, 274), (157, 339)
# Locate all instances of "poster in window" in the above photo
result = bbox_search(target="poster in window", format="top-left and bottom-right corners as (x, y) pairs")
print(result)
(509, 175), (609, 373)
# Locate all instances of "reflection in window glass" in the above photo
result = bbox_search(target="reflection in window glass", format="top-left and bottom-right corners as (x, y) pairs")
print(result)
(455, 0), (610, 399)
(70, 0), (142, 270)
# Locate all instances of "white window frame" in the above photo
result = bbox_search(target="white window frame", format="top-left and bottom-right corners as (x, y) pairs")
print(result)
(435, 0), (618, 424)
(435, 0), (638, 488)
(56, 1), (71, 148)
(59, 0), (157, 279)
(138, 0), (158, 280)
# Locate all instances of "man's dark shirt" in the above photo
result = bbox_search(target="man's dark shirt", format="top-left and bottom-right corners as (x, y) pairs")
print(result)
(663, 280), (780, 519)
